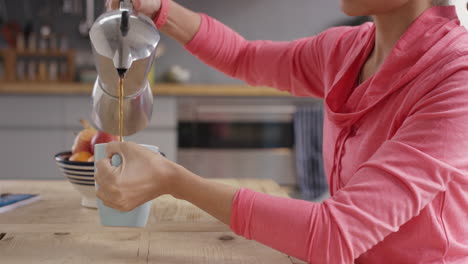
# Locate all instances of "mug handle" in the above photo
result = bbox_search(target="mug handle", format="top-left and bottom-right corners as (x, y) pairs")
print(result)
(110, 151), (166, 167)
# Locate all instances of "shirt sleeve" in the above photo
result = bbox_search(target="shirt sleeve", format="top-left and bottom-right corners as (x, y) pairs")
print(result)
(184, 14), (346, 98)
(230, 70), (468, 263)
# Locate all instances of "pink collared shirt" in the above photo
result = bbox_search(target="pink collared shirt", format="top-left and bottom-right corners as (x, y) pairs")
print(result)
(185, 6), (468, 263)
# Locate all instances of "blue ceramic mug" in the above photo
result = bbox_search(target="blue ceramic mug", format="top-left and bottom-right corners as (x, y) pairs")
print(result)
(94, 143), (159, 227)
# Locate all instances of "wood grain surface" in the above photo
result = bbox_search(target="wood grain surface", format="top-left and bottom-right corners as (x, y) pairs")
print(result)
(0, 232), (306, 264)
(0, 179), (288, 232)
(0, 179), (308, 263)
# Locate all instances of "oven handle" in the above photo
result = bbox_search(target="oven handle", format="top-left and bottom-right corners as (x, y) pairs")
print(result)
(195, 105), (296, 122)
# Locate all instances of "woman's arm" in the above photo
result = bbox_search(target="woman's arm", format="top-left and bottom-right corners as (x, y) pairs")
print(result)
(96, 70), (468, 262)
(159, 1), (201, 45)
(227, 71), (468, 263)
(95, 141), (238, 224)
(183, 13), (329, 97)
(109, 0), (338, 97)
(163, 1), (334, 97)
(170, 170), (238, 225)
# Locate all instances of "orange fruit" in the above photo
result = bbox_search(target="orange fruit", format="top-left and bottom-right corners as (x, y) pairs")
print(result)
(69, 151), (93, 162)
(87, 155), (95, 162)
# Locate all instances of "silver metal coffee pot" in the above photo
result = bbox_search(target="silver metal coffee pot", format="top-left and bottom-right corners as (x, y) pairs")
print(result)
(89, 0), (160, 136)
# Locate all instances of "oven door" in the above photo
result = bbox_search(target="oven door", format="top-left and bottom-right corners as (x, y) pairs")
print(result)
(178, 104), (296, 186)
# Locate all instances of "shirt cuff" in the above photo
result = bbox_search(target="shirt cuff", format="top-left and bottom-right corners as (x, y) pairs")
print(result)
(230, 188), (257, 239)
(184, 13), (210, 54)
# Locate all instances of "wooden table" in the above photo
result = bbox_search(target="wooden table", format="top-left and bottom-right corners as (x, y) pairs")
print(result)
(0, 179), (305, 263)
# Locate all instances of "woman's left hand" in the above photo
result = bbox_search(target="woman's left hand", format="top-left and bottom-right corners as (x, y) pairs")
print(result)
(95, 141), (181, 211)
(95, 141), (238, 225)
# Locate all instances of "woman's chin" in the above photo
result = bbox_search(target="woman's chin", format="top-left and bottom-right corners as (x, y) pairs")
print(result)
(341, 9), (367, 17)
(340, 1), (372, 16)
(340, 6), (355, 16)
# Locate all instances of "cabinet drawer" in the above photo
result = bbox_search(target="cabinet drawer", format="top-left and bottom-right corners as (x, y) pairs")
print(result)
(63, 96), (93, 128)
(0, 96), (65, 128)
(148, 97), (177, 128)
(0, 129), (65, 179)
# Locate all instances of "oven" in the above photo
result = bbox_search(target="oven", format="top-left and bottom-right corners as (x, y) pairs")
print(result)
(177, 97), (299, 186)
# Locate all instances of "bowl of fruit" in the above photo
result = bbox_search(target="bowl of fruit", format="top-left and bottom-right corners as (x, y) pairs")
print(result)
(54, 120), (118, 208)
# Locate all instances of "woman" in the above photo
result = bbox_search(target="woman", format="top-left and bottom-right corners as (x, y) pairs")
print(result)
(97, 0), (468, 262)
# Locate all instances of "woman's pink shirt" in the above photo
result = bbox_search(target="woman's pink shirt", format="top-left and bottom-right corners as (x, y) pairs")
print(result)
(185, 6), (468, 263)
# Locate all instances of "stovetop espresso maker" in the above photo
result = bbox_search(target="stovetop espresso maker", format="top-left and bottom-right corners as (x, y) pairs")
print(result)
(89, 0), (160, 136)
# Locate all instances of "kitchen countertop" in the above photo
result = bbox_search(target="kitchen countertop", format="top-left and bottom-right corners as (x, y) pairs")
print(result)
(0, 82), (291, 97)
(0, 179), (306, 264)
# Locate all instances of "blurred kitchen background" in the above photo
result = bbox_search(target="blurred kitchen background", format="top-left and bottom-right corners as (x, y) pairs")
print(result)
(0, 0), (352, 83)
(0, 0), (465, 201)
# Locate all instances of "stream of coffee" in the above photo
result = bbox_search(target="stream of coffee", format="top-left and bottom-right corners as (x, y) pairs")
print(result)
(118, 76), (124, 142)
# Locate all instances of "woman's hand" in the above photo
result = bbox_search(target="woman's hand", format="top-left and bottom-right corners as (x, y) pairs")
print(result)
(95, 141), (181, 211)
(95, 141), (238, 224)
(106, 0), (201, 45)
(106, 0), (161, 19)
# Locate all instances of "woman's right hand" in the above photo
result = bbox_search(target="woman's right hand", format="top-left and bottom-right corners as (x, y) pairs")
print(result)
(106, 0), (201, 45)
(106, 0), (161, 19)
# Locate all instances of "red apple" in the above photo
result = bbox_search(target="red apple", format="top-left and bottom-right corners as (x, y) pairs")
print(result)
(90, 131), (119, 154)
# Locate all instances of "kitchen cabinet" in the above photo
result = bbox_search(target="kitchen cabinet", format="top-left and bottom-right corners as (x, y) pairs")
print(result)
(0, 129), (66, 180)
(0, 95), (177, 180)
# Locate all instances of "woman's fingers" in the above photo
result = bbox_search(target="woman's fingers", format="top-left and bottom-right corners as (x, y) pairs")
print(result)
(133, 0), (142, 9)
(96, 190), (129, 211)
(95, 158), (114, 185)
(105, 141), (124, 159)
(95, 158), (128, 210)
(96, 141), (173, 211)
(138, 0), (160, 18)
(106, 0), (119, 10)
(104, 0), (160, 19)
